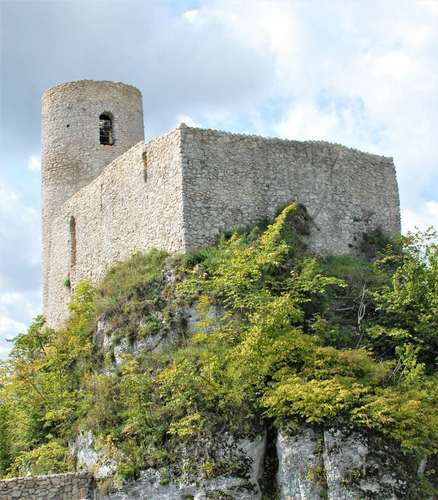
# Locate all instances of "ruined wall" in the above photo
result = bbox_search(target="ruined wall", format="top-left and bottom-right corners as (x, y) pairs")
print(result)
(42, 80), (144, 313)
(46, 128), (185, 327)
(0, 472), (93, 500)
(180, 126), (400, 255)
(44, 124), (401, 327)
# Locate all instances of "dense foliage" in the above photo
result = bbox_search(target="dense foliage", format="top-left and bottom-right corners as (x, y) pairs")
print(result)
(0, 203), (437, 492)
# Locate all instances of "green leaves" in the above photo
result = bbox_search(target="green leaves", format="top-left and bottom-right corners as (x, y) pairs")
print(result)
(372, 230), (438, 368)
(7, 441), (71, 477)
(174, 208), (438, 458)
(262, 375), (369, 424)
(351, 376), (438, 456)
(0, 283), (96, 477)
(1, 205), (437, 480)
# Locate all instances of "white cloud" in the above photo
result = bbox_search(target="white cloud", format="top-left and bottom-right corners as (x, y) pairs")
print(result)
(28, 155), (41, 172)
(0, 183), (19, 209)
(183, 9), (199, 23)
(0, 315), (25, 339)
(420, 0), (438, 16)
(195, 0), (438, 229)
(0, 181), (41, 358)
(274, 99), (370, 147)
(0, 315), (26, 358)
(0, 290), (40, 319)
(402, 201), (438, 234)
(0, 181), (40, 270)
(176, 114), (202, 128)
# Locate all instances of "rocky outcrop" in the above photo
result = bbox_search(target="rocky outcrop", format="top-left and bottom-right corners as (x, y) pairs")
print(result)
(277, 426), (411, 500)
(73, 431), (119, 480)
(100, 433), (266, 500)
(276, 427), (325, 499)
(323, 427), (408, 499)
(69, 425), (422, 499)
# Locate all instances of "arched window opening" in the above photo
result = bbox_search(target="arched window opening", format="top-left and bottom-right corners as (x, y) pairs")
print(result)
(69, 216), (77, 269)
(99, 113), (114, 145)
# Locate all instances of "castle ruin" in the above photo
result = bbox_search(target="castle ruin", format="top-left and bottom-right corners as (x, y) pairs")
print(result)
(41, 80), (401, 327)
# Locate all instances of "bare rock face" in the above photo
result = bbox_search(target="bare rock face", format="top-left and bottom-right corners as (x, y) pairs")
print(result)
(323, 427), (408, 500)
(101, 433), (266, 500)
(277, 426), (410, 500)
(72, 426), (421, 499)
(276, 428), (325, 500)
(73, 431), (118, 480)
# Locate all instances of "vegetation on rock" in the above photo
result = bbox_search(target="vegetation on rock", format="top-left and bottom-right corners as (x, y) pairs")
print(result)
(0, 203), (437, 495)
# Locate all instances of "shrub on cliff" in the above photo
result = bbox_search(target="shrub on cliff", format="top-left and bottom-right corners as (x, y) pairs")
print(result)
(0, 203), (437, 491)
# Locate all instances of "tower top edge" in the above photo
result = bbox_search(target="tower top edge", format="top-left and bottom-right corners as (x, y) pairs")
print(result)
(41, 80), (142, 100)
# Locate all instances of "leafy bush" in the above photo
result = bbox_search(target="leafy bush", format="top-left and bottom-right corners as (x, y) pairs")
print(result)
(0, 204), (437, 488)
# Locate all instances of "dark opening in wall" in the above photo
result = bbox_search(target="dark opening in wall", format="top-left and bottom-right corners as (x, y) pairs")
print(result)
(99, 113), (114, 145)
(69, 216), (77, 269)
(142, 150), (148, 182)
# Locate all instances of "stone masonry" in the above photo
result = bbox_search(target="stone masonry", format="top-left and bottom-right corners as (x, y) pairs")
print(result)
(41, 80), (401, 327)
(41, 80), (144, 319)
(0, 472), (94, 500)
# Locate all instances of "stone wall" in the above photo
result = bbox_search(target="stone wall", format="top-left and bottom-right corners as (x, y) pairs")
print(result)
(0, 472), (94, 500)
(44, 125), (401, 327)
(180, 126), (400, 255)
(41, 80), (144, 313)
(46, 128), (185, 327)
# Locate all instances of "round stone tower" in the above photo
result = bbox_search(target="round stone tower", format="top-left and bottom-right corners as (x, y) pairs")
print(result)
(42, 80), (144, 213)
(41, 80), (144, 311)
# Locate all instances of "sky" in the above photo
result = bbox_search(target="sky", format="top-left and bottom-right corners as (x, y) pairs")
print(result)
(0, 0), (437, 358)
